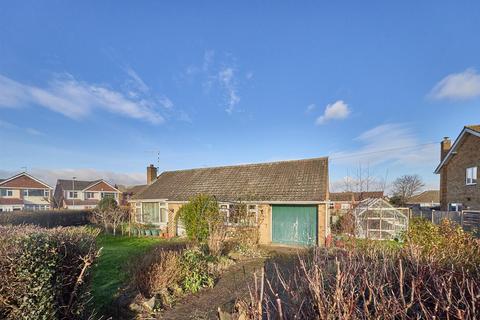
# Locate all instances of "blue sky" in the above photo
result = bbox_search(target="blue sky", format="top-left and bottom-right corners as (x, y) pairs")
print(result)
(0, 1), (479, 191)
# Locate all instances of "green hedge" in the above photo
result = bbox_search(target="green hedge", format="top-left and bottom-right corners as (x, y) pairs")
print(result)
(0, 210), (91, 228)
(0, 225), (99, 319)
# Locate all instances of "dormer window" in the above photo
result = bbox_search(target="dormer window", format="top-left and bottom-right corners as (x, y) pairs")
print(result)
(466, 167), (477, 185)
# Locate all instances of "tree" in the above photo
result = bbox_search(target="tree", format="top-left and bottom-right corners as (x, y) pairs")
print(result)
(93, 196), (121, 234)
(391, 174), (425, 205)
(176, 194), (221, 244)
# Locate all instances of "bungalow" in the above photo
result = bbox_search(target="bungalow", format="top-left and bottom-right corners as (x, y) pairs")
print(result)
(131, 157), (330, 246)
(54, 179), (121, 210)
(435, 125), (480, 211)
(0, 172), (53, 212)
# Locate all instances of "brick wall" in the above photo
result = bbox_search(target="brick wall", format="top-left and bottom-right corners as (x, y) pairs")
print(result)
(441, 133), (480, 210)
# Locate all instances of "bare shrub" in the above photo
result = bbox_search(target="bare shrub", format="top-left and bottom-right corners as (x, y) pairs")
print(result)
(239, 225), (480, 320)
(133, 247), (184, 297)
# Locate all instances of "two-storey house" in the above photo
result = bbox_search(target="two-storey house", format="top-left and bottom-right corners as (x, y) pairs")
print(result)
(0, 172), (53, 212)
(54, 179), (121, 210)
(435, 125), (480, 211)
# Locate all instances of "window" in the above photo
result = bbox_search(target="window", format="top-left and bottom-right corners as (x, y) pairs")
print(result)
(341, 203), (351, 210)
(329, 202), (335, 209)
(222, 203), (258, 226)
(466, 167), (477, 185)
(139, 202), (167, 225)
(85, 192), (95, 199)
(69, 191), (78, 199)
(101, 192), (116, 199)
(23, 189), (45, 197)
(1, 189), (14, 197)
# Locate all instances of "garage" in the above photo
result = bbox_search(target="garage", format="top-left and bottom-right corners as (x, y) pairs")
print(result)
(271, 205), (318, 246)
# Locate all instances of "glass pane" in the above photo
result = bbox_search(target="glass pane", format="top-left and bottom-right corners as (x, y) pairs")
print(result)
(142, 202), (159, 224)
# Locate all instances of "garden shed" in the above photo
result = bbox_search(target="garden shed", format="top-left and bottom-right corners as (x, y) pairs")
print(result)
(354, 198), (409, 240)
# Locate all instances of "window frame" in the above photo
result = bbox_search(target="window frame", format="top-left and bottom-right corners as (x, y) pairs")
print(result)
(466, 166), (477, 185)
(137, 201), (168, 226)
(69, 191), (78, 199)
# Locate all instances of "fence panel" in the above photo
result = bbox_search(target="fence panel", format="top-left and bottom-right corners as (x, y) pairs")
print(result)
(431, 210), (480, 236)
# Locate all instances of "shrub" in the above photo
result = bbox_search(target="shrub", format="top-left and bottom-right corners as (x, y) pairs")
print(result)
(181, 248), (215, 293)
(0, 225), (99, 319)
(0, 210), (91, 228)
(132, 245), (184, 297)
(404, 218), (480, 270)
(242, 246), (480, 319)
(176, 194), (221, 244)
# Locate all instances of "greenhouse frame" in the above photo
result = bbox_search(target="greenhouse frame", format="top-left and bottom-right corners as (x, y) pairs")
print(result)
(354, 198), (409, 240)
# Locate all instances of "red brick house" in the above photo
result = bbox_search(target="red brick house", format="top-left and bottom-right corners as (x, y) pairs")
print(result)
(54, 179), (121, 210)
(435, 125), (480, 211)
(0, 172), (53, 212)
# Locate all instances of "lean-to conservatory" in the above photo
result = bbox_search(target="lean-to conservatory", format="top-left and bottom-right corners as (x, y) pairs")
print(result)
(354, 198), (409, 240)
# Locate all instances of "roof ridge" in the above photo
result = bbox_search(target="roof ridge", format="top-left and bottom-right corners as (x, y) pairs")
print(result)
(159, 157), (328, 175)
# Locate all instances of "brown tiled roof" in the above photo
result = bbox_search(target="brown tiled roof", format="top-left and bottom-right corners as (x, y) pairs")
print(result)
(329, 192), (354, 202)
(407, 190), (440, 204)
(0, 198), (24, 205)
(56, 179), (101, 191)
(123, 184), (148, 195)
(330, 191), (384, 202)
(135, 157), (329, 202)
(0, 173), (51, 189)
(466, 125), (480, 133)
(64, 199), (99, 206)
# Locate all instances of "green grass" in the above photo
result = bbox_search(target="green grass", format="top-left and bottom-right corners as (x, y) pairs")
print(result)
(91, 235), (167, 313)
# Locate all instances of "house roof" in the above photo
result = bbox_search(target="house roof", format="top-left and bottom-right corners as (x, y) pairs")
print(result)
(330, 191), (384, 202)
(435, 125), (480, 173)
(56, 179), (119, 192)
(134, 157), (329, 202)
(407, 190), (440, 204)
(0, 172), (52, 189)
(122, 184), (149, 195)
(0, 198), (24, 205)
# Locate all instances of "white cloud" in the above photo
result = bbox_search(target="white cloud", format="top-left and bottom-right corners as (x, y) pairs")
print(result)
(429, 68), (480, 100)
(305, 103), (316, 113)
(315, 100), (351, 125)
(124, 66), (150, 94)
(0, 168), (145, 188)
(331, 123), (437, 166)
(0, 73), (164, 124)
(218, 67), (240, 114)
(0, 119), (44, 136)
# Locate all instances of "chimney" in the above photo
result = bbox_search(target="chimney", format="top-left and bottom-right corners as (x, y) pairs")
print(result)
(440, 137), (451, 161)
(147, 164), (158, 185)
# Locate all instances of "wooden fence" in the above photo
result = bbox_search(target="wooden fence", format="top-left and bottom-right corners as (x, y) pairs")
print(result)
(431, 210), (480, 235)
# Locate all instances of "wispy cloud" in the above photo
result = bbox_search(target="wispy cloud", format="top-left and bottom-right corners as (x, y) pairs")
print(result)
(0, 168), (145, 187)
(315, 100), (350, 125)
(331, 123), (437, 166)
(182, 50), (248, 114)
(305, 103), (316, 113)
(429, 68), (480, 100)
(0, 119), (44, 136)
(218, 67), (240, 114)
(0, 73), (164, 124)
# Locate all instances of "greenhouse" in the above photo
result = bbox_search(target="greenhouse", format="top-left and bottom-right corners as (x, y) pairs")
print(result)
(354, 198), (409, 240)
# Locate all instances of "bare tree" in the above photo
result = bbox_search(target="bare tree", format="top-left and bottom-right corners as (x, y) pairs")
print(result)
(391, 174), (425, 205)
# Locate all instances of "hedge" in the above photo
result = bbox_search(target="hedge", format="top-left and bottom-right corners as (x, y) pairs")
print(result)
(0, 210), (91, 228)
(0, 225), (99, 319)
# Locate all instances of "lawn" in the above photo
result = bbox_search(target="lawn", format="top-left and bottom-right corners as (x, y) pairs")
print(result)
(91, 234), (171, 314)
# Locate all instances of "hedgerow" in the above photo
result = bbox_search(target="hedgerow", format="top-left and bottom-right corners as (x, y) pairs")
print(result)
(0, 225), (99, 319)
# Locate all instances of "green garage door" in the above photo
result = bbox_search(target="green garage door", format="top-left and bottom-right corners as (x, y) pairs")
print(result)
(272, 205), (317, 246)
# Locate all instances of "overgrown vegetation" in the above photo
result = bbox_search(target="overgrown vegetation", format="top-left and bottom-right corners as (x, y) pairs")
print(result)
(0, 225), (99, 320)
(235, 218), (480, 319)
(0, 210), (91, 227)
